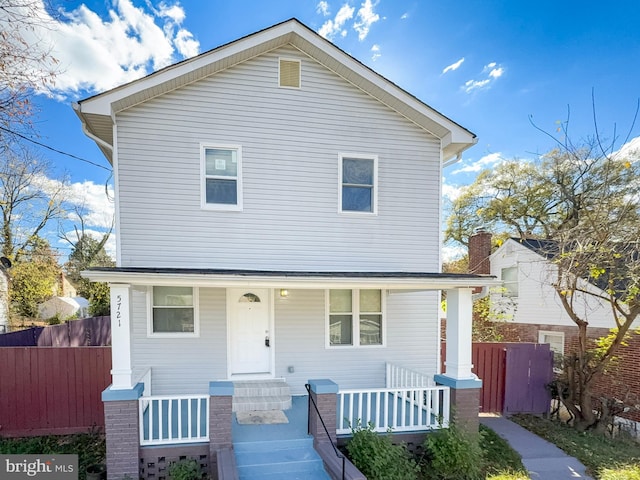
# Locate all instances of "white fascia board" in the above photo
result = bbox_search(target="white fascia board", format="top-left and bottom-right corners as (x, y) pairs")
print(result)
(82, 270), (499, 290)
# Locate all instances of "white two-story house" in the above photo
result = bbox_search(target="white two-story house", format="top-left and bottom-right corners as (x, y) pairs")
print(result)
(76, 19), (495, 480)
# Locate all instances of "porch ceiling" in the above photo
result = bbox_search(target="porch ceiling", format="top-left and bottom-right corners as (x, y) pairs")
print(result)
(81, 267), (499, 290)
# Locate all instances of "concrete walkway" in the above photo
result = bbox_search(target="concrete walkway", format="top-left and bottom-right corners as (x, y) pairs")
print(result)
(480, 415), (594, 480)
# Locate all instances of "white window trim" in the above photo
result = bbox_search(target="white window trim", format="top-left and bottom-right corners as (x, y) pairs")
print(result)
(538, 330), (564, 352)
(147, 286), (200, 338)
(325, 289), (386, 348)
(501, 265), (519, 298)
(338, 153), (378, 215)
(278, 57), (301, 89)
(200, 143), (243, 211)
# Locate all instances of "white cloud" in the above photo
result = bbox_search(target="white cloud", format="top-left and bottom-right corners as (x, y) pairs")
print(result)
(9, 0), (200, 96)
(354, 0), (380, 41)
(318, 4), (355, 40)
(463, 62), (504, 93)
(400, 13), (409, 20)
(613, 135), (640, 161)
(66, 181), (115, 230)
(442, 244), (467, 262)
(451, 152), (504, 175)
(442, 182), (463, 201)
(371, 44), (381, 61)
(442, 57), (465, 74)
(489, 67), (504, 79)
(316, 1), (330, 16)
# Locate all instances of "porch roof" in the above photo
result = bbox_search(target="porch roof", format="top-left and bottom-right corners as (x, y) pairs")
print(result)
(81, 267), (498, 290)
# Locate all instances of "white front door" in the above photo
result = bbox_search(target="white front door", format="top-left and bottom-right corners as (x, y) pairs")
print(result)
(228, 288), (272, 376)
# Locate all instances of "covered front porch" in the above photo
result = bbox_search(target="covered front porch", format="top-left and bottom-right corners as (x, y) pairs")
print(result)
(86, 267), (498, 479)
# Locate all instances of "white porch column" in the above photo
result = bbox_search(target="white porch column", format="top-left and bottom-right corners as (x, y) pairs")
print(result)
(109, 283), (134, 389)
(443, 288), (474, 380)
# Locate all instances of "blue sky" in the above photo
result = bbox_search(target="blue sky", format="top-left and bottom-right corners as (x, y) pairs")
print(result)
(12, 0), (640, 259)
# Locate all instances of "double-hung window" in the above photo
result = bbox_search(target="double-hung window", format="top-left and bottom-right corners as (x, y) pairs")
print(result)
(327, 289), (384, 347)
(339, 154), (377, 214)
(149, 286), (198, 336)
(201, 145), (242, 210)
(501, 266), (519, 297)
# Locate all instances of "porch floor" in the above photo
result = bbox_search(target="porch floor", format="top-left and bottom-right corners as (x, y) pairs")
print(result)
(232, 395), (310, 442)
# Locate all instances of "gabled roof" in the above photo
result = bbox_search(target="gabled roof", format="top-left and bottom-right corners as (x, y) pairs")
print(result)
(510, 238), (559, 259)
(73, 18), (476, 164)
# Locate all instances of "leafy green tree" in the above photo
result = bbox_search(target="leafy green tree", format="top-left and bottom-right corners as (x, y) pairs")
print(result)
(446, 113), (640, 431)
(63, 228), (114, 317)
(9, 237), (60, 318)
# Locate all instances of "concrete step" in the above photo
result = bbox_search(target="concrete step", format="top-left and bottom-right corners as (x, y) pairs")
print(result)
(233, 380), (291, 398)
(235, 438), (330, 480)
(233, 394), (292, 412)
(232, 379), (292, 412)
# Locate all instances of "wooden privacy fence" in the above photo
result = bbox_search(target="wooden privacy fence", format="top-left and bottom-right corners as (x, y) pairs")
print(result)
(0, 347), (112, 437)
(0, 316), (111, 347)
(442, 342), (553, 415)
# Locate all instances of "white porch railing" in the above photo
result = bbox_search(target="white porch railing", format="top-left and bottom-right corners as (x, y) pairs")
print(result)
(139, 395), (209, 446)
(337, 386), (450, 435)
(386, 362), (435, 389)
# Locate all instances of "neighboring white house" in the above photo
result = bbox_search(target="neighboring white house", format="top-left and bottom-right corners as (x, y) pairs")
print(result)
(38, 296), (89, 320)
(75, 19), (496, 479)
(488, 237), (634, 355)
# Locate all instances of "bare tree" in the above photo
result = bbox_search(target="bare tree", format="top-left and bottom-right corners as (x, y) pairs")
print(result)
(0, 141), (68, 261)
(0, 0), (58, 141)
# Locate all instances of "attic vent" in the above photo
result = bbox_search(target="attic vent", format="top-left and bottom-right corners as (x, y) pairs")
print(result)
(279, 58), (301, 88)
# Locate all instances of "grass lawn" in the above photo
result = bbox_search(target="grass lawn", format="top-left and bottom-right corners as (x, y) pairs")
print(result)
(0, 430), (105, 480)
(511, 415), (640, 480)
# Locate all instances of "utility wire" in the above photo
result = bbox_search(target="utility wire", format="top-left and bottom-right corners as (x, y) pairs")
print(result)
(0, 125), (112, 171)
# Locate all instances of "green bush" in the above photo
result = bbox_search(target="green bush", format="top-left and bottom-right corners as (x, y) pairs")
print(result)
(599, 465), (640, 480)
(423, 420), (485, 480)
(167, 458), (201, 480)
(346, 421), (419, 480)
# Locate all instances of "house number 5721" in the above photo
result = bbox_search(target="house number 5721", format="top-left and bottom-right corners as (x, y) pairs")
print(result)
(116, 294), (122, 327)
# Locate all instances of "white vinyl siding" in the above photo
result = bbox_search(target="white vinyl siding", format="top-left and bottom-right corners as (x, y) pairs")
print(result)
(116, 46), (441, 271)
(132, 287), (227, 395)
(274, 289), (439, 395)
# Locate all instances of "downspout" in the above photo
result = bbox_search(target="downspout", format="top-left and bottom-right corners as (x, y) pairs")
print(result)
(72, 102), (114, 153)
(442, 152), (462, 169)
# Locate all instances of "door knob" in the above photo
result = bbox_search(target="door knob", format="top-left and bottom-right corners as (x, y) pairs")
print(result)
(265, 336), (270, 347)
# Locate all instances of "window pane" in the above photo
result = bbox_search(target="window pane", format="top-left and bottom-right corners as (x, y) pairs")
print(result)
(501, 267), (519, 297)
(330, 314), (353, 345)
(343, 158), (373, 185)
(153, 307), (194, 332)
(342, 186), (372, 212)
(330, 289), (352, 313)
(205, 149), (237, 176)
(206, 178), (237, 204)
(153, 286), (193, 306)
(360, 314), (382, 345)
(360, 289), (381, 312)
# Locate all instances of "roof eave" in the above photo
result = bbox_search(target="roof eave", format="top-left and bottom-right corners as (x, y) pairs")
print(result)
(81, 268), (499, 290)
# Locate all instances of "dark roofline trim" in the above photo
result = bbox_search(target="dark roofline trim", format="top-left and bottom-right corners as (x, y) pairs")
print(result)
(85, 266), (492, 280)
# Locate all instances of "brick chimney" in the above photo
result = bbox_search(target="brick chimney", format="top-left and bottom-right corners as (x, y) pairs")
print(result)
(469, 228), (492, 294)
(468, 227), (492, 274)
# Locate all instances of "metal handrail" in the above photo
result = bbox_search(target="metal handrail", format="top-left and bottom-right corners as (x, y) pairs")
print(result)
(305, 383), (346, 480)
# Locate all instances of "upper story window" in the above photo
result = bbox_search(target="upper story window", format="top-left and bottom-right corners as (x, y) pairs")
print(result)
(339, 154), (378, 214)
(501, 266), (519, 297)
(327, 289), (384, 347)
(201, 145), (242, 210)
(149, 286), (199, 337)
